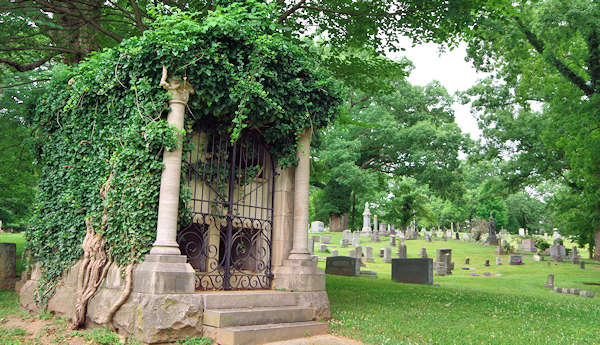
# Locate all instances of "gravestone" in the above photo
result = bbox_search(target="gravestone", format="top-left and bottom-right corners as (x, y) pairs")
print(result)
(321, 235), (331, 244)
(580, 261), (585, 269)
(379, 223), (386, 233)
(419, 248), (428, 258)
(455, 232), (459, 240)
(390, 236), (396, 247)
(435, 248), (453, 276)
(391, 258), (433, 285)
(308, 237), (314, 255)
(570, 246), (580, 264)
(486, 212), (498, 245)
(426, 233), (432, 242)
(544, 274), (554, 289)
(379, 248), (385, 258)
(342, 229), (352, 241)
(397, 243), (407, 259)
(495, 243), (506, 255)
(331, 249), (339, 256)
(361, 202), (372, 235)
(509, 255), (523, 265)
(373, 215), (378, 235)
(550, 242), (566, 261)
(518, 228), (525, 236)
(371, 232), (380, 242)
(365, 246), (375, 263)
(360, 270), (378, 278)
(319, 244), (328, 253)
(464, 257), (470, 265)
(484, 259), (490, 267)
(352, 232), (360, 247)
(383, 247), (392, 263)
(311, 221), (325, 233)
(341, 230), (351, 248)
(325, 256), (360, 276)
(354, 245), (362, 260)
(0, 243), (16, 289)
(519, 238), (536, 252)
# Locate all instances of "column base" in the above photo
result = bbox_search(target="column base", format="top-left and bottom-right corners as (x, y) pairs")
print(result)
(133, 254), (195, 294)
(272, 258), (325, 292)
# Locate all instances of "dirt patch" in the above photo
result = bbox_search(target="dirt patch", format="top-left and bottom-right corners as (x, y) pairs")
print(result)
(263, 334), (364, 345)
(1, 314), (88, 345)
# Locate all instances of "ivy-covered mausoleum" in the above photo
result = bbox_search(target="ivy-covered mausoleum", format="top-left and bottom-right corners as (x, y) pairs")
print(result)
(19, 6), (341, 345)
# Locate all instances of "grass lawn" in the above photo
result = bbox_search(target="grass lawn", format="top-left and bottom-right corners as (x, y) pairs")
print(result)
(0, 232), (26, 275)
(1, 231), (599, 344)
(315, 231), (600, 344)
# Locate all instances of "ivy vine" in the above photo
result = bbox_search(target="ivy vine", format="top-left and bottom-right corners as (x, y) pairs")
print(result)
(27, 1), (341, 305)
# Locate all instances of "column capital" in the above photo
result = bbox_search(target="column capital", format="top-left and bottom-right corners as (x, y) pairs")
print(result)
(160, 66), (195, 106)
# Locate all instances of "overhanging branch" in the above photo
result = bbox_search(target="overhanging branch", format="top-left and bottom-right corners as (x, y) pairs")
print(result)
(513, 16), (594, 96)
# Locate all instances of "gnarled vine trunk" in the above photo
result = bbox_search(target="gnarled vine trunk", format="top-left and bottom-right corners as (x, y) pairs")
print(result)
(72, 219), (111, 329)
(71, 168), (137, 329)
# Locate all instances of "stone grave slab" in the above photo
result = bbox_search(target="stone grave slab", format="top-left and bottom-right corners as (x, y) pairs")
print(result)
(325, 256), (360, 276)
(391, 258), (433, 285)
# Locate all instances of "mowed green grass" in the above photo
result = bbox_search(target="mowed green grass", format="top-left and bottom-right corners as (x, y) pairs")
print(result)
(2, 232), (599, 344)
(315, 231), (600, 344)
(0, 232), (26, 275)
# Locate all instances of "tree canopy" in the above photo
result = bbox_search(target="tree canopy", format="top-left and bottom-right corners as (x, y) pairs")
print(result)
(463, 0), (600, 257)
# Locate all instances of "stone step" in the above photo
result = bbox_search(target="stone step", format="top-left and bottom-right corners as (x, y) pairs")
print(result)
(200, 291), (297, 309)
(206, 321), (329, 345)
(204, 306), (313, 327)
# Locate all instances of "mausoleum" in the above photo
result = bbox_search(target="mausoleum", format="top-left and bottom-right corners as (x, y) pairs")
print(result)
(19, 7), (340, 345)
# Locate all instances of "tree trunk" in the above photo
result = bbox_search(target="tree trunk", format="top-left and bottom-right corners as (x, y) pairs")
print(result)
(329, 213), (342, 232)
(341, 212), (349, 230)
(594, 231), (600, 260)
(350, 191), (356, 230)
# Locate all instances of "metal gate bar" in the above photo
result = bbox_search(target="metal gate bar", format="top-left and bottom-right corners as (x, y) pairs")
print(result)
(177, 130), (274, 290)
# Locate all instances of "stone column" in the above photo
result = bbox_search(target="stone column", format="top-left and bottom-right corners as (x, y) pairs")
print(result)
(373, 215), (378, 234)
(150, 76), (194, 255)
(133, 70), (195, 294)
(273, 127), (327, 293)
(288, 127), (312, 261)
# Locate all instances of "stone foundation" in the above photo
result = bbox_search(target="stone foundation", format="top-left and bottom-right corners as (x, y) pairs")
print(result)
(19, 260), (330, 344)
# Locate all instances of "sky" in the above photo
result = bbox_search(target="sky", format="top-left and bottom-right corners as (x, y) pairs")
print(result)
(392, 41), (487, 140)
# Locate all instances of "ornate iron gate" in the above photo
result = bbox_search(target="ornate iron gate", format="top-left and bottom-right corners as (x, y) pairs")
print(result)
(177, 130), (274, 290)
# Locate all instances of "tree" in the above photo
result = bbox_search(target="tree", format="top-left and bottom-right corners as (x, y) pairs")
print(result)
(0, 0), (494, 73)
(463, 0), (600, 258)
(0, 116), (37, 228)
(311, 78), (468, 229)
(382, 177), (432, 229)
(505, 191), (544, 234)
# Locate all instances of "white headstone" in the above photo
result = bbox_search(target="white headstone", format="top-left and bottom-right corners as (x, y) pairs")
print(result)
(311, 221), (325, 233)
(365, 246), (374, 262)
(383, 247), (392, 263)
(352, 232), (360, 247)
(362, 202), (372, 232)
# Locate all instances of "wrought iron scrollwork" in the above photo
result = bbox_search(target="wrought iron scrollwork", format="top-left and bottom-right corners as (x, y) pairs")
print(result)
(177, 130), (274, 290)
